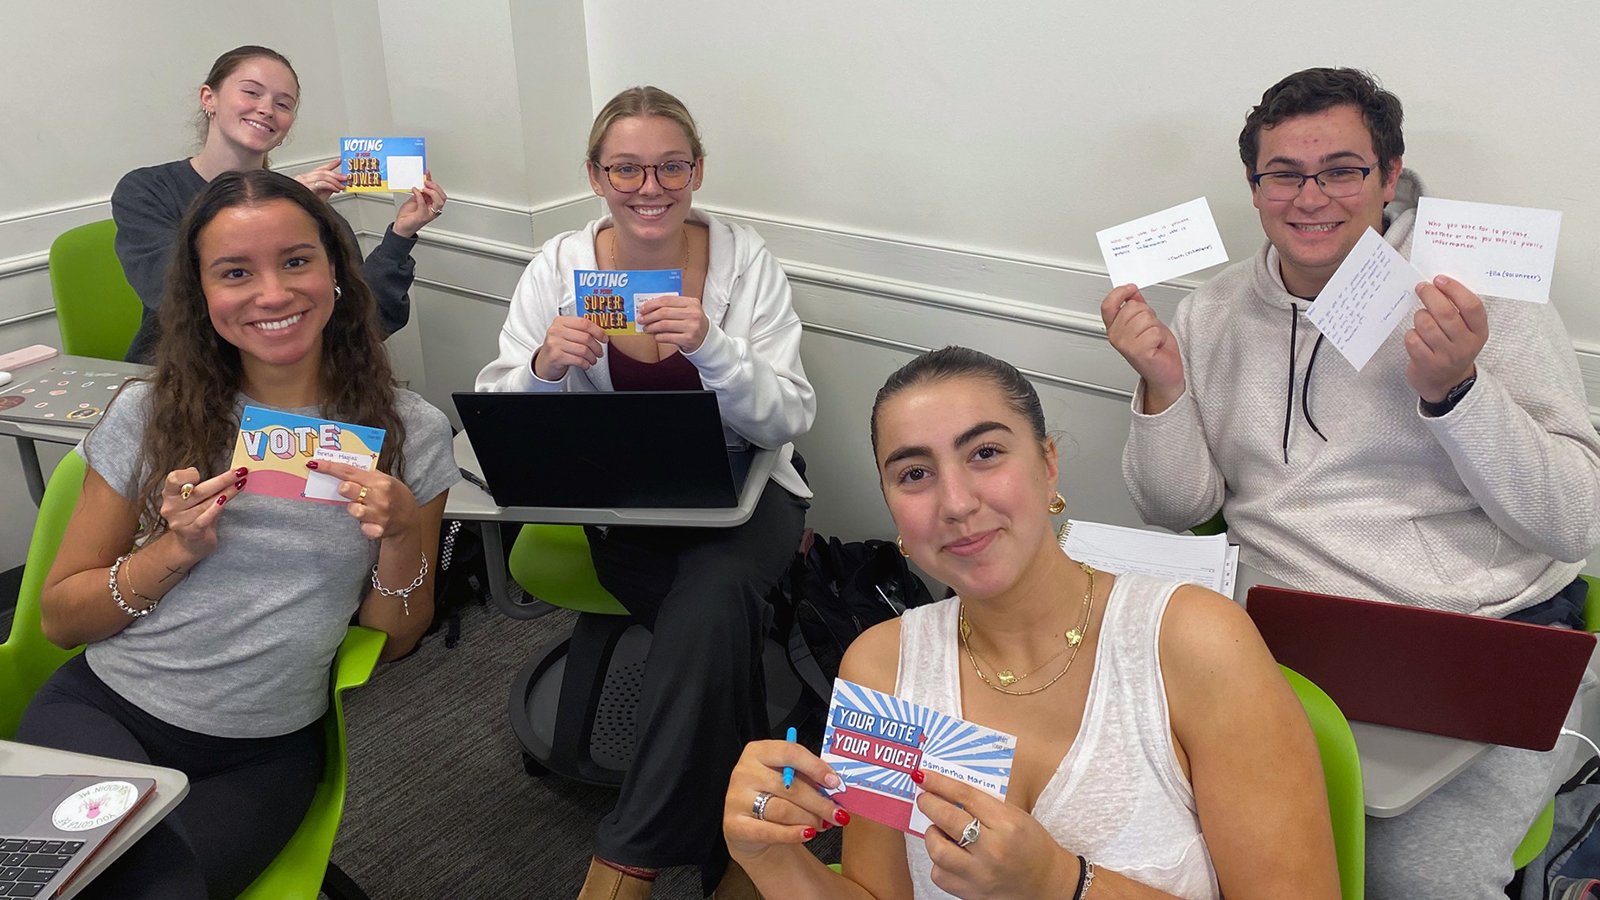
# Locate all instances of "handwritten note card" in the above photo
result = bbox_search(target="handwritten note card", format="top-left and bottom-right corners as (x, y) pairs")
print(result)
(1306, 228), (1423, 372)
(1096, 198), (1229, 289)
(1411, 198), (1561, 304)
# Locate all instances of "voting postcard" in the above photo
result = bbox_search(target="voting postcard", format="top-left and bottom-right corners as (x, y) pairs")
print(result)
(341, 137), (428, 193)
(1411, 198), (1562, 304)
(574, 269), (683, 335)
(822, 679), (1016, 838)
(230, 407), (384, 504)
(1096, 198), (1229, 289)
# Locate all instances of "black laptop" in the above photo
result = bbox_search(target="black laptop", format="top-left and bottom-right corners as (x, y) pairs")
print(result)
(452, 391), (755, 509)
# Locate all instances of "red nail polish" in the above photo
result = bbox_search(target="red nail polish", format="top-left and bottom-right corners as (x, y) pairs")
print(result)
(305, 460), (319, 470)
(235, 466), (249, 476)
(217, 495), (228, 506)
(801, 827), (816, 840)
(235, 479), (246, 490)
(819, 822), (832, 831)
(834, 809), (851, 825)
(911, 769), (925, 784)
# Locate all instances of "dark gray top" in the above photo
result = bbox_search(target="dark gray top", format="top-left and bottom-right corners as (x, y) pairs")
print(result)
(80, 380), (458, 737)
(111, 159), (416, 364)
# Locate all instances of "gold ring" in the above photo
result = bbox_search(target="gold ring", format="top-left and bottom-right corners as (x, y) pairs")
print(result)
(180, 483), (195, 500)
(356, 486), (369, 504)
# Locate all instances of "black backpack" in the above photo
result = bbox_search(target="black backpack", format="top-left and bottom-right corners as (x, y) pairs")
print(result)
(778, 530), (934, 708)
(1521, 756), (1600, 900)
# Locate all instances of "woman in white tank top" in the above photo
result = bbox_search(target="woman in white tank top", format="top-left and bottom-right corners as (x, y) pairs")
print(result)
(722, 347), (1341, 900)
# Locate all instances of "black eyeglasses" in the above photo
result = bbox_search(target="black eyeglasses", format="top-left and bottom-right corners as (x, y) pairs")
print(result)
(1250, 165), (1374, 201)
(595, 160), (696, 193)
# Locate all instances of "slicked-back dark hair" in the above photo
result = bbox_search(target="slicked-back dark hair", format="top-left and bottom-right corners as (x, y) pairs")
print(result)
(1239, 67), (1404, 185)
(870, 346), (1047, 460)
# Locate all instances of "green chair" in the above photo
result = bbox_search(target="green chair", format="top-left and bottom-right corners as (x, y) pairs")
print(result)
(504, 524), (638, 785)
(1282, 665), (1365, 900)
(1510, 572), (1600, 871)
(1189, 510), (1228, 537)
(48, 219), (144, 361)
(0, 450), (382, 900)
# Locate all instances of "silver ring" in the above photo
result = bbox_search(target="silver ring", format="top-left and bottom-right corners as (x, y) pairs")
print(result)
(956, 815), (981, 847)
(752, 790), (773, 821)
(430, 206), (443, 215)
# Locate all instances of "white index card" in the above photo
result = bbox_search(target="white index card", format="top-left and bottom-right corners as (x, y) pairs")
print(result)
(1305, 227), (1424, 372)
(1096, 198), (1230, 289)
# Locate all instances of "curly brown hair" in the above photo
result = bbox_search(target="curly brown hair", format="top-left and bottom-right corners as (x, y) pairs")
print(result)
(127, 169), (407, 533)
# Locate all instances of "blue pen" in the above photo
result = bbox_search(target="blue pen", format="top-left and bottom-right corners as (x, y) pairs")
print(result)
(783, 726), (798, 788)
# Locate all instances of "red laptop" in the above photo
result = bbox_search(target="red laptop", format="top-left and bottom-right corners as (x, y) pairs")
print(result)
(1247, 586), (1595, 751)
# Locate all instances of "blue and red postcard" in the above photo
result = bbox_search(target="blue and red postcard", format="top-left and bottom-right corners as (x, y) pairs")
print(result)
(230, 407), (384, 504)
(822, 679), (1017, 837)
(340, 137), (427, 193)
(573, 269), (683, 335)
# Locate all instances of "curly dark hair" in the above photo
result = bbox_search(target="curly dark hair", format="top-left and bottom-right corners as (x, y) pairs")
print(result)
(1239, 67), (1404, 184)
(127, 169), (406, 533)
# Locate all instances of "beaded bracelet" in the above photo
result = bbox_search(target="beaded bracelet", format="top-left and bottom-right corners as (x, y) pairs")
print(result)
(109, 553), (158, 618)
(370, 551), (428, 616)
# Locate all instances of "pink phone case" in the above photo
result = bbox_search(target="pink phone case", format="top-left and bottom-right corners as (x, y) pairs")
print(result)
(0, 344), (59, 370)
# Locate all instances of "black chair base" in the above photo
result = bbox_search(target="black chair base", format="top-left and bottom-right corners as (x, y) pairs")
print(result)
(321, 860), (370, 900)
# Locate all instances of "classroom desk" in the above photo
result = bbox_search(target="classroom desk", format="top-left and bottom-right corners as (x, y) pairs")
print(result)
(1231, 561), (1493, 818)
(0, 354), (149, 506)
(0, 739), (188, 899)
(444, 430), (780, 617)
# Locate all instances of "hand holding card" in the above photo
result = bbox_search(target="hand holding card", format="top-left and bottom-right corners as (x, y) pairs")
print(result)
(231, 407), (384, 505)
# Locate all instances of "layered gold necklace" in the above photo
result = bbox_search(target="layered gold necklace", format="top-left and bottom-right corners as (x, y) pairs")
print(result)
(958, 561), (1097, 697)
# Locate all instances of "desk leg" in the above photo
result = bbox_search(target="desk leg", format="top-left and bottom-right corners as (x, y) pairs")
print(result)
(17, 438), (45, 508)
(482, 523), (558, 620)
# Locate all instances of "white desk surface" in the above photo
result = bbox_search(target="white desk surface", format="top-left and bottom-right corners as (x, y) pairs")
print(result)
(1232, 561), (1493, 818)
(0, 739), (189, 899)
(445, 430), (778, 529)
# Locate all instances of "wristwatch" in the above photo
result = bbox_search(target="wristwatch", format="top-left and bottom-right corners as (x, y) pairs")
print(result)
(1420, 374), (1476, 417)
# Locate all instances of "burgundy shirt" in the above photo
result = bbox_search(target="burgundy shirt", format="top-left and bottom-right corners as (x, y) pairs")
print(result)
(606, 348), (704, 392)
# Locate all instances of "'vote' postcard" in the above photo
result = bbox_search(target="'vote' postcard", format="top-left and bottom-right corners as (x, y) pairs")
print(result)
(230, 407), (385, 504)
(822, 679), (1017, 837)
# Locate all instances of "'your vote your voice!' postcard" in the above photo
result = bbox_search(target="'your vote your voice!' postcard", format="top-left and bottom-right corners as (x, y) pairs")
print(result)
(822, 679), (1017, 837)
(230, 407), (385, 504)
(574, 269), (683, 335)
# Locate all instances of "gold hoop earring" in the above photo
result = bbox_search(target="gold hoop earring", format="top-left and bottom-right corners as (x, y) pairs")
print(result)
(896, 536), (909, 557)
(1048, 492), (1066, 515)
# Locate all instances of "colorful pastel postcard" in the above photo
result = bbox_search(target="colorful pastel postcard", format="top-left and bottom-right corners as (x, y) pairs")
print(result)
(573, 269), (683, 335)
(822, 679), (1017, 837)
(230, 407), (385, 504)
(1411, 197), (1562, 304)
(340, 137), (428, 193)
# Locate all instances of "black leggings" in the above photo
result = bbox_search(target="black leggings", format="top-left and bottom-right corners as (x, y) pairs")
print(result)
(15, 654), (323, 900)
(586, 476), (808, 893)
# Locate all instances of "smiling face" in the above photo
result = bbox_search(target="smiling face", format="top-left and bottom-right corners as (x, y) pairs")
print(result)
(201, 56), (299, 156)
(587, 114), (704, 245)
(197, 198), (335, 372)
(1249, 104), (1400, 296)
(875, 376), (1060, 600)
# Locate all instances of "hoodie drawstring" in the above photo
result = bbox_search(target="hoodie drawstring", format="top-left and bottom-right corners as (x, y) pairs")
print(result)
(1284, 305), (1330, 465)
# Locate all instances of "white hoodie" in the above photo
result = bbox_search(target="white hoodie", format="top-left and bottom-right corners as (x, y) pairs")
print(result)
(477, 209), (816, 498)
(1122, 170), (1600, 616)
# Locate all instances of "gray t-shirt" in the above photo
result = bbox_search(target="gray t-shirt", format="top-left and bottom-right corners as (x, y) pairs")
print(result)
(81, 381), (457, 738)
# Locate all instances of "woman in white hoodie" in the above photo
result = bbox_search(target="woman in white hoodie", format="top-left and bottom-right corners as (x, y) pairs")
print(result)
(476, 86), (815, 900)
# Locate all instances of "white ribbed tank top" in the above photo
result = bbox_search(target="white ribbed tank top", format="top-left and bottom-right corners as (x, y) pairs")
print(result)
(895, 572), (1221, 900)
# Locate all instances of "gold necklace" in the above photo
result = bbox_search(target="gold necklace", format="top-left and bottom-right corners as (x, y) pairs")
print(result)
(959, 561), (1096, 697)
(605, 226), (690, 270)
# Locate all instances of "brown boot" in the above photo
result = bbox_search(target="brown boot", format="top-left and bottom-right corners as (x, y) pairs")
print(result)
(576, 857), (655, 900)
(711, 860), (763, 900)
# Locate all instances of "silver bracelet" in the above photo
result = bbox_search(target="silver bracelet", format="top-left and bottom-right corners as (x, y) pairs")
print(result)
(1081, 860), (1096, 898)
(109, 553), (157, 618)
(370, 551), (428, 616)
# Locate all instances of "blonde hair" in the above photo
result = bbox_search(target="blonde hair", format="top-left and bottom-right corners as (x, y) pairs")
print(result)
(585, 86), (705, 164)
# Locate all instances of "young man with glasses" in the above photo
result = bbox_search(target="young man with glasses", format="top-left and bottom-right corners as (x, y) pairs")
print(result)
(1101, 67), (1600, 898)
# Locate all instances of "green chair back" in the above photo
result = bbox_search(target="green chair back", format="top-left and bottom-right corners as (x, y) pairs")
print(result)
(508, 524), (626, 616)
(1189, 511), (1228, 537)
(0, 451), (87, 739)
(48, 219), (143, 361)
(1281, 665), (1365, 900)
(0, 448), (382, 899)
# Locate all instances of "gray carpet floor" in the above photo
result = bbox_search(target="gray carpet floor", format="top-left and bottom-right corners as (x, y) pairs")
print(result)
(331, 601), (839, 899)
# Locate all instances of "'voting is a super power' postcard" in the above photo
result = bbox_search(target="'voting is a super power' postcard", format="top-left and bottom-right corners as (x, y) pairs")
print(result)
(822, 679), (1017, 837)
(230, 407), (385, 504)
(574, 269), (682, 335)
(341, 137), (427, 193)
